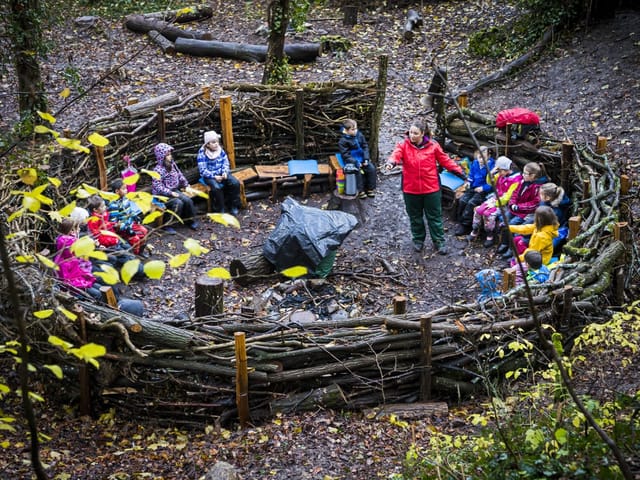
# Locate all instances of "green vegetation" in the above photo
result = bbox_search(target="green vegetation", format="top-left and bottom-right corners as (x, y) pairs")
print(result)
(469, 0), (584, 59)
(393, 302), (640, 479)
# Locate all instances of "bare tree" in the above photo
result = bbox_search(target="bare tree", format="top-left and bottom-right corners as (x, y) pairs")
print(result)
(262, 0), (291, 85)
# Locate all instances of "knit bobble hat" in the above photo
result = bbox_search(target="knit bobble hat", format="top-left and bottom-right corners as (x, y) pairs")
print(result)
(154, 143), (174, 163)
(203, 130), (219, 145)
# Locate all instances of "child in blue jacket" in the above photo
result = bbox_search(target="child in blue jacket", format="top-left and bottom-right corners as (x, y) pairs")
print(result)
(338, 119), (377, 198)
(454, 146), (495, 236)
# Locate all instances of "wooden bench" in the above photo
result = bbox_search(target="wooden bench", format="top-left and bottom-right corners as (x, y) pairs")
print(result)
(233, 167), (259, 209)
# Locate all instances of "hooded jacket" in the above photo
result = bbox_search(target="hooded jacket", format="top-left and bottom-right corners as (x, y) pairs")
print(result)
(509, 223), (559, 265)
(151, 143), (189, 196)
(338, 129), (370, 167)
(387, 136), (465, 195)
(507, 175), (548, 219)
(54, 234), (97, 289)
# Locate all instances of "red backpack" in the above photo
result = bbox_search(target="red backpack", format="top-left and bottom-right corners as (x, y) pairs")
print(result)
(496, 108), (541, 141)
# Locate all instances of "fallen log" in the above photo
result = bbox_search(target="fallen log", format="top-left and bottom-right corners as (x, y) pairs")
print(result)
(371, 401), (449, 420)
(270, 384), (347, 413)
(123, 92), (180, 118)
(141, 5), (213, 23)
(148, 30), (175, 54)
(174, 38), (321, 63)
(124, 14), (214, 41)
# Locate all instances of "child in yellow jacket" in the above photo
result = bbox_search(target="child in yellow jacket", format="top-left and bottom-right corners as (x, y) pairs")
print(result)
(508, 205), (559, 265)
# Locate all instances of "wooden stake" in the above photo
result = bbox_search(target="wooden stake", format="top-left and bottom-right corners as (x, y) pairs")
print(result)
(502, 267), (516, 292)
(568, 216), (581, 240)
(457, 92), (468, 108)
(419, 317), (432, 401)
(582, 178), (590, 201)
(220, 96), (236, 169)
(235, 332), (249, 428)
(620, 174), (630, 195)
(295, 89), (304, 159)
(201, 85), (211, 101)
(560, 141), (574, 192)
(100, 285), (118, 308)
(194, 275), (224, 318)
(393, 295), (407, 314)
(595, 135), (607, 154)
(95, 145), (107, 190)
(615, 268), (625, 306)
(126, 97), (139, 105)
(505, 123), (511, 157)
(156, 107), (166, 143)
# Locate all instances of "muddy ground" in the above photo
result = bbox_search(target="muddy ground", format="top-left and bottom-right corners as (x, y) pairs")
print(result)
(1, 1), (639, 478)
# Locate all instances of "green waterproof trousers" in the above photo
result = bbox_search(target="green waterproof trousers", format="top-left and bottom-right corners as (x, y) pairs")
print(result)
(403, 190), (445, 249)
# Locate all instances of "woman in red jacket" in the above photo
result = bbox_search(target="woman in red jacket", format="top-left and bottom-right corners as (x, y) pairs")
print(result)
(385, 120), (466, 255)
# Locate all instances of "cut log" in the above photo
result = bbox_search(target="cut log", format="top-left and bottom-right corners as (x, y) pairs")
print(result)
(142, 5), (213, 23)
(195, 275), (224, 318)
(147, 30), (175, 54)
(174, 38), (321, 63)
(122, 92), (180, 118)
(229, 247), (277, 286)
(124, 14), (214, 41)
(403, 9), (423, 41)
(270, 384), (347, 413)
(370, 401), (448, 420)
(327, 190), (366, 227)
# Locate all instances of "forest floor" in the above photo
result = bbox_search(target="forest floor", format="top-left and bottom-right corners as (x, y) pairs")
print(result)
(1, 1), (639, 479)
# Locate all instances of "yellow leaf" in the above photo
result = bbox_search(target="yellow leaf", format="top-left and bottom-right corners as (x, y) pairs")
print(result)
(87, 132), (109, 147)
(75, 188), (91, 199)
(207, 267), (231, 279)
(59, 201), (77, 217)
(48, 176), (61, 188)
(48, 335), (73, 350)
(168, 252), (191, 268)
(35, 253), (58, 270)
(16, 255), (35, 263)
(141, 168), (161, 180)
(280, 265), (308, 278)
(81, 184), (100, 195)
(34, 309), (54, 319)
(142, 210), (163, 225)
(143, 260), (166, 279)
(207, 212), (240, 229)
(121, 259), (141, 285)
(37, 110), (56, 124)
(88, 250), (108, 261)
(94, 264), (120, 285)
(44, 364), (64, 379)
(34, 125), (54, 134)
(8, 208), (25, 222)
(59, 88), (71, 98)
(75, 343), (106, 360)
(101, 191), (119, 203)
(122, 173), (139, 186)
(18, 168), (38, 186)
(70, 235), (96, 257)
(48, 210), (63, 223)
(57, 306), (78, 321)
(183, 238), (209, 256)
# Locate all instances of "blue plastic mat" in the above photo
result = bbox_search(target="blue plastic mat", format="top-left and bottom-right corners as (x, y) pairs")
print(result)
(439, 171), (465, 191)
(288, 159), (319, 176)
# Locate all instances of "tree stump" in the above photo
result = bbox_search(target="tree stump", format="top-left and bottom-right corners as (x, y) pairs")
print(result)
(343, 5), (358, 26)
(328, 190), (366, 227)
(195, 275), (224, 318)
(229, 247), (277, 286)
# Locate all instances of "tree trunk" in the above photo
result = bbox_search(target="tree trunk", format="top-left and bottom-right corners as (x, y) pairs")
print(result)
(141, 5), (214, 23)
(263, 0), (290, 84)
(229, 247), (277, 286)
(147, 30), (175, 54)
(10, 0), (47, 117)
(122, 92), (179, 118)
(174, 38), (320, 63)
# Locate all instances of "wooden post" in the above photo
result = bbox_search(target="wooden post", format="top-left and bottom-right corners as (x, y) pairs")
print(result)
(220, 95), (236, 169)
(457, 92), (468, 108)
(195, 275), (224, 318)
(502, 267), (516, 292)
(620, 174), (630, 195)
(568, 216), (581, 240)
(393, 295), (407, 314)
(126, 97), (138, 105)
(302, 173), (312, 198)
(560, 141), (574, 192)
(342, 5), (358, 26)
(595, 135), (607, 154)
(295, 88), (304, 159)
(419, 317), (432, 401)
(619, 174), (631, 222)
(72, 304), (91, 416)
(234, 332), (249, 428)
(369, 55), (388, 165)
(95, 145), (107, 190)
(505, 123), (512, 157)
(582, 178), (590, 202)
(100, 285), (118, 308)
(201, 85), (211, 101)
(156, 107), (166, 143)
(615, 268), (625, 306)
